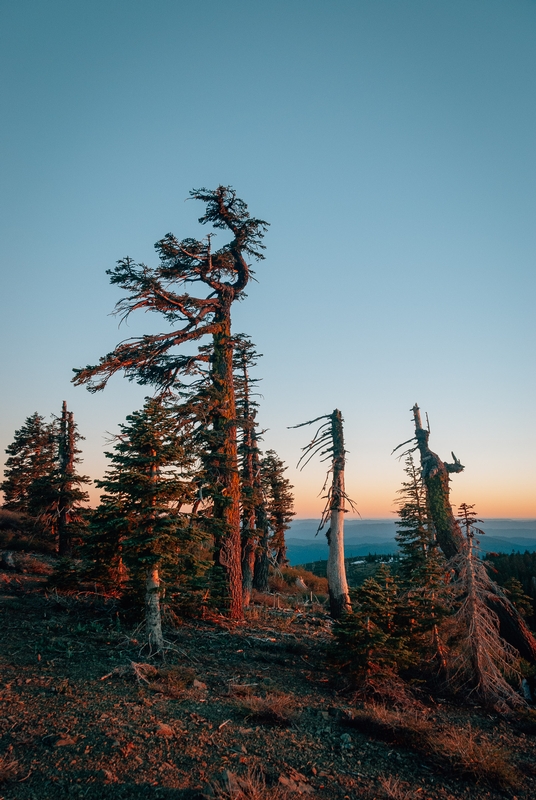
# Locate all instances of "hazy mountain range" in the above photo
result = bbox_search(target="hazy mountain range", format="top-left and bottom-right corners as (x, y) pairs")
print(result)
(285, 518), (536, 566)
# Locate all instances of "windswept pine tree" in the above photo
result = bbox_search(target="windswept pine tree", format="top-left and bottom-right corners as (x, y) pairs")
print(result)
(1, 413), (57, 513)
(91, 397), (199, 653)
(73, 187), (269, 620)
(291, 410), (355, 618)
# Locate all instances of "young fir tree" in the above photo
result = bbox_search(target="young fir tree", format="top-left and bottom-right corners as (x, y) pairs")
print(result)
(28, 402), (90, 553)
(395, 452), (451, 665)
(261, 449), (295, 567)
(233, 336), (269, 603)
(74, 187), (268, 621)
(291, 410), (354, 618)
(334, 564), (410, 676)
(1, 413), (57, 513)
(92, 397), (198, 653)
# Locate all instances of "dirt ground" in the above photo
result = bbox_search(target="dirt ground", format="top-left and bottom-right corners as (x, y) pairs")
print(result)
(0, 567), (535, 800)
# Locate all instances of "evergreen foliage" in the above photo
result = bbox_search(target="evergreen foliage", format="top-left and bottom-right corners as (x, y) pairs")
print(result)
(29, 404), (90, 553)
(395, 453), (452, 659)
(334, 565), (411, 674)
(261, 449), (295, 567)
(1, 413), (57, 513)
(89, 397), (202, 595)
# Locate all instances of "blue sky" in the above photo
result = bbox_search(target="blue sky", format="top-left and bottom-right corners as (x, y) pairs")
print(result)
(1, 0), (535, 517)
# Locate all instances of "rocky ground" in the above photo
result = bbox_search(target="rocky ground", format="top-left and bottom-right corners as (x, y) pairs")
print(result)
(0, 564), (535, 800)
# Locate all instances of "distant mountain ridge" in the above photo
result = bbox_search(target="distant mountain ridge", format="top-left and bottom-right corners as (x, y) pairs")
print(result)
(285, 518), (536, 566)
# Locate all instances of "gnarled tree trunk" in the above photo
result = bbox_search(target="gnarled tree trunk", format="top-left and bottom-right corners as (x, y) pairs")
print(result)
(411, 404), (536, 663)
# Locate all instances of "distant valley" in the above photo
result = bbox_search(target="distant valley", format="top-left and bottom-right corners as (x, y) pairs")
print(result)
(285, 518), (536, 565)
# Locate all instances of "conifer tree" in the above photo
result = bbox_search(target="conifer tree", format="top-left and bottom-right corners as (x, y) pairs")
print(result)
(261, 450), (295, 567)
(92, 397), (198, 653)
(395, 453), (451, 664)
(233, 337), (268, 602)
(334, 564), (411, 675)
(74, 187), (268, 621)
(29, 402), (90, 554)
(1, 413), (57, 513)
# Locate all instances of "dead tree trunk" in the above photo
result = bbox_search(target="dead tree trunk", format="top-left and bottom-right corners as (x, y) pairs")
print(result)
(411, 404), (465, 559)
(57, 402), (74, 557)
(326, 410), (352, 618)
(404, 404), (536, 663)
(291, 410), (353, 619)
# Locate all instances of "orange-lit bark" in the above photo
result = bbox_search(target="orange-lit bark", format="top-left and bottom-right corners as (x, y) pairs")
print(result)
(210, 304), (243, 619)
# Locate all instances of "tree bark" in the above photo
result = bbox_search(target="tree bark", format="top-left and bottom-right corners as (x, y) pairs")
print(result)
(326, 410), (351, 619)
(58, 403), (74, 557)
(145, 565), (164, 654)
(412, 404), (465, 559)
(210, 301), (243, 620)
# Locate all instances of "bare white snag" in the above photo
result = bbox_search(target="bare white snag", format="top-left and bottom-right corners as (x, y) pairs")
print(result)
(290, 409), (354, 618)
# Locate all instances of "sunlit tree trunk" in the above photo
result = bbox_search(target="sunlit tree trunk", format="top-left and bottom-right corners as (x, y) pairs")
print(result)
(210, 304), (243, 620)
(327, 410), (351, 618)
(145, 564), (164, 653)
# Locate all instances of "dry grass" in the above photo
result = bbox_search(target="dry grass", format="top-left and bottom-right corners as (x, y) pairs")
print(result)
(0, 756), (19, 785)
(344, 704), (519, 789)
(236, 691), (296, 727)
(210, 767), (294, 799)
(250, 590), (291, 609)
(16, 553), (54, 575)
(378, 776), (419, 800)
(434, 724), (518, 787)
(100, 661), (196, 697)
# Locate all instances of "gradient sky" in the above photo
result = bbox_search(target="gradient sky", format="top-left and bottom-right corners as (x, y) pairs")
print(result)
(1, 0), (535, 518)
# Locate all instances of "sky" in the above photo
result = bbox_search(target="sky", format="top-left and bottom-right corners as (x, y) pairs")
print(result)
(1, 0), (535, 518)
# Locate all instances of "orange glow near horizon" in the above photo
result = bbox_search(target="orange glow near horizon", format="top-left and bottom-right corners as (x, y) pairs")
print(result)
(85, 483), (536, 519)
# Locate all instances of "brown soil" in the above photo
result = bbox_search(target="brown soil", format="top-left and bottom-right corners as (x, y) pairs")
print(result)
(0, 565), (535, 800)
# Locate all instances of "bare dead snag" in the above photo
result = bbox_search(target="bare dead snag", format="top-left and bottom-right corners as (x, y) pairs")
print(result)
(57, 403), (74, 557)
(290, 410), (354, 618)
